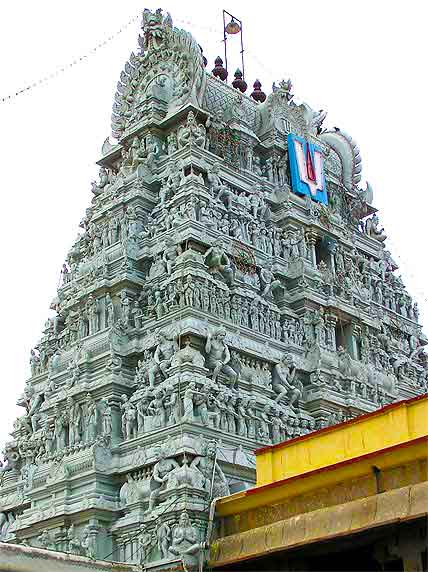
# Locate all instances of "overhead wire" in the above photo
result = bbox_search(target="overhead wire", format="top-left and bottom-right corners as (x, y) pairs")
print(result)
(0, 11), (140, 104)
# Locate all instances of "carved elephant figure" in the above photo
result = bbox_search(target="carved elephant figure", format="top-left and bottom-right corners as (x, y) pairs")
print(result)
(77, 253), (109, 276)
(367, 366), (396, 394)
(337, 351), (369, 383)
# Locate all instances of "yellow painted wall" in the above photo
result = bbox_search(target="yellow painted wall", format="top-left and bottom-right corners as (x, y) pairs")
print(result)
(256, 396), (428, 485)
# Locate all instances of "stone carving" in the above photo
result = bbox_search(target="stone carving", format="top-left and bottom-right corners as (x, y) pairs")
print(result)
(177, 111), (207, 149)
(204, 239), (234, 286)
(153, 330), (179, 381)
(138, 524), (154, 564)
(121, 395), (137, 441)
(191, 440), (229, 497)
(2, 9), (426, 571)
(272, 354), (303, 408)
(365, 214), (387, 242)
(149, 446), (180, 511)
(259, 261), (282, 299)
(0, 512), (15, 541)
(168, 511), (202, 565)
(156, 519), (171, 560)
(171, 338), (205, 368)
(100, 398), (113, 438)
(205, 328), (239, 386)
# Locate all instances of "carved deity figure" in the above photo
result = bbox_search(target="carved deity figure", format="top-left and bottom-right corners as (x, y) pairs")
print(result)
(156, 520), (171, 560)
(68, 398), (82, 447)
(86, 395), (98, 442)
(177, 111), (206, 149)
(101, 398), (113, 438)
(53, 408), (67, 451)
(168, 511), (201, 564)
(138, 524), (154, 565)
(204, 239), (234, 286)
(162, 236), (183, 275)
(260, 261), (282, 299)
(205, 328), (239, 385)
(365, 214), (387, 242)
(190, 440), (229, 497)
(207, 161), (222, 195)
(81, 525), (96, 560)
(22, 385), (43, 433)
(272, 354), (302, 408)
(182, 382), (205, 421)
(121, 395), (137, 441)
(153, 330), (179, 381)
(142, 8), (166, 51)
(149, 447), (180, 510)
(171, 338), (205, 368)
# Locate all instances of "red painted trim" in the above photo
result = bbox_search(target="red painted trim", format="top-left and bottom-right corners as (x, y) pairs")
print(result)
(247, 435), (428, 496)
(255, 393), (428, 456)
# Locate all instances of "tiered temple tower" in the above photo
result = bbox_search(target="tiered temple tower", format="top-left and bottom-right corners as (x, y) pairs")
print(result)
(0, 8), (427, 569)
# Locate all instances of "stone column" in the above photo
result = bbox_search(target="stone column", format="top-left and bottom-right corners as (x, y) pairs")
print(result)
(305, 230), (318, 268)
(325, 313), (338, 351)
(350, 323), (361, 360)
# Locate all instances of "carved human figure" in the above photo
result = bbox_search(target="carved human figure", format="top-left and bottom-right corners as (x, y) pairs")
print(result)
(184, 275), (195, 306)
(38, 529), (54, 549)
(167, 132), (178, 155)
(120, 291), (131, 326)
(138, 524), (154, 565)
(163, 385), (180, 425)
(42, 416), (55, 455)
(245, 398), (258, 439)
(68, 397), (82, 447)
(101, 398), (113, 438)
(217, 182), (232, 209)
(260, 261), (282, 299)
(163, 236), (183, 275)
(81, 525), (96, 560)
(105, 293), (115, 327)
(204, 239), (234, 286)
(121, 395), (137, 441)
(236, 398), (249, 437)
(145, 133), (159, 172)
(149, 447), (180, 510)
(168, 511), (201, 563)
(86, 396), (98, 442)
(182, 382), (205, 422)
(156, 519), (171, 560)
(365, 214), (387, 242)
(205, 328), (238, 385)
(153, 330), (179, 381)
(85, 295), (98, 335)
(54, 406), (67, 450)
(272, 354), (302, 408)
(177, 111), (206, 148)
(190, 440), (229, 497)
(23, 385), (43, 433)
(207, 161), (222, 195)
(148, 388), (166, 429)
(30, 349), (40, 377)
(67, 524), (82, 555)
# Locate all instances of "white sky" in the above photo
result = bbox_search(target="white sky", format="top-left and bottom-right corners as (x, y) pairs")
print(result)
(0, 0), (427, 453)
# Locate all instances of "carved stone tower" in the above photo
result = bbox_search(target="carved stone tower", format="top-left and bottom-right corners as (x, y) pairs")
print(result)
(0, 8), (426, 570)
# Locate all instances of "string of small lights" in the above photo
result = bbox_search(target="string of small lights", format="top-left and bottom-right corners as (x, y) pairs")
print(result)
(0, 11), (140, 104)
(0, 12), (279, 105)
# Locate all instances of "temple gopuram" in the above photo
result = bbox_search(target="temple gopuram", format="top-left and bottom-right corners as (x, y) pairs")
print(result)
(0, 8), (427, 571)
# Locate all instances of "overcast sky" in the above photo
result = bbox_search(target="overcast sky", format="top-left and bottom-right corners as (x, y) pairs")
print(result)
(0, 0), (426, 452)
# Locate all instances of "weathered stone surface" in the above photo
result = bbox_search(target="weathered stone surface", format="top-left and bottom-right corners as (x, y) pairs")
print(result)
(1, 6), (426, 569)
